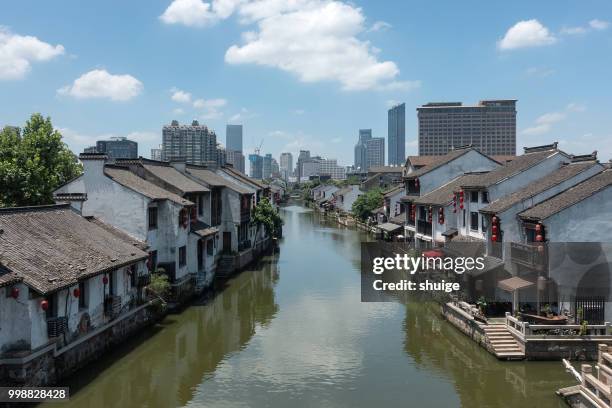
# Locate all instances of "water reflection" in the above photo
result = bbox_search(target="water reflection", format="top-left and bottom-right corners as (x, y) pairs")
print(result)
(45, 204), (573, 408)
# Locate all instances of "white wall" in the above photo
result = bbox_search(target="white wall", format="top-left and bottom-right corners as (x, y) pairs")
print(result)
(0, 283), (31, 352)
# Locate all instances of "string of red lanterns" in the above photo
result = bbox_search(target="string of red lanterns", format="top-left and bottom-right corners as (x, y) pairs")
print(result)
(491, 215), (501, 242)
(438, 207), (444, 224)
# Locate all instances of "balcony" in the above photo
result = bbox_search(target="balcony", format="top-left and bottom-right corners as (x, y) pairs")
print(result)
(510, 242), (547, 270)
(417, 220), (432, 236)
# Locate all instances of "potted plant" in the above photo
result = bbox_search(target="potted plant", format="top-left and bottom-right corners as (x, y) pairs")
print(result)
(476, 296), (487, 316)
(542, 304), (553, 318)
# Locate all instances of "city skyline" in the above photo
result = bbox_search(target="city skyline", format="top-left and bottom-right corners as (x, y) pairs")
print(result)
(2, 1), (612, 164)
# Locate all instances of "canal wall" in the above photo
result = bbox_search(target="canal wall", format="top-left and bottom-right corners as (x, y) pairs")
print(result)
(521, 338), (612, 361)
(0, 304), (159, 386)
(441, 302), (492, 353)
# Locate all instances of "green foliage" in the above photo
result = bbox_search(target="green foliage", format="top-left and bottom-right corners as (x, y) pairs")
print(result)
(351, 188), (383, 221)
(0, 114), (82, 207)
(252, 197), (284, 238)
(346, 175), (361, 185)
(148, 272), (171, 300)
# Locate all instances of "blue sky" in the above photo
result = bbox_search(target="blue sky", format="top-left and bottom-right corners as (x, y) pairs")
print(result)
(2, 0), (612, 165)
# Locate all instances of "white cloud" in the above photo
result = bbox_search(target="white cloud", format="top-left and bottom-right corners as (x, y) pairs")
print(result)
(525, 66), (555, 77)
(367, 21), (391, 33)
(561, 26), (587, 35)
(171, 87), (192, 103)
(159, 0), (240, 27)
(0, 27), (65, 80)
(566, 102), (587, 112)
(58, 69), (143, 101)
(225, 1), (412, 91)
(173, 107), (185, 115)
(193, 98), (227, 109)
(330, 137), (342, 143)
(498, 19), (557, 50)
(521, 103), (586, 136)
(292, 109), (305, 115)
(229, 107), (257, 122)
(589, 19), (610, 30)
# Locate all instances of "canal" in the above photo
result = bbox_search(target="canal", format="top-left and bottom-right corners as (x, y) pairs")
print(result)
(46, 205), (574, 407)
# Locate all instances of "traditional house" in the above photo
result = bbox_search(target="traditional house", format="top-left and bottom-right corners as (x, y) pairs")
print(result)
(0, 204), (151, 385)
(383, 185), (405, 219)
(54, 154), (197, 305)
(331, 185), (362, 214)
(400, 147), (501, 243)
(456, 143), (571, 242)
(114, 158), (219, 290)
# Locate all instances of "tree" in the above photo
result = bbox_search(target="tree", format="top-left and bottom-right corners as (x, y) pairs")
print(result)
(252, 197), (284, 238)
(351, 188), (383, 221)
(0, 114), (82, 207)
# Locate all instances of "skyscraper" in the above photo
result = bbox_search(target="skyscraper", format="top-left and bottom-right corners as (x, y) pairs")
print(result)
(320, 159), (346, 179)
(92, 137), (138, 159)
(354, 129), (372, 171)
(226, 124), (243, 152)
(388, 103), (405, 166)
(297, 150), (311, 180)
(417, 100), (517, 156)
(280, 152), (293, 179)
(162, 120), (217, 165)
(249, 154), (263, 179)
(226, 149), (245, 173)
(151, 145), (162, 161)
(263, 153), (273, 179)
(366, 138), (385, 170)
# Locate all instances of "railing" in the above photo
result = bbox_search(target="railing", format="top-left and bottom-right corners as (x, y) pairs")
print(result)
(417, 220), (432, 236)
(505, 313), (611, 338)
(510, 242), (546, 270)
(47, 317), (68, 338)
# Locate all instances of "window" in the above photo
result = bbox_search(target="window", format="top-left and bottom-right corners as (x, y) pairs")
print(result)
(482, 191), (489, 203)
(470, 191), (478, 203)
(129, 264), (137, 287)
(198, 195), (204, 216)
(462, 210), (466, 227)
(78, 281), (87, 309)
(148, 207), (158, 230)
(470, 212), (479, 231)
(179, 246), (187, 267)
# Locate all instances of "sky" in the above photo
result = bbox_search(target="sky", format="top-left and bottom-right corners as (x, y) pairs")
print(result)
(2, 0), (612, 165)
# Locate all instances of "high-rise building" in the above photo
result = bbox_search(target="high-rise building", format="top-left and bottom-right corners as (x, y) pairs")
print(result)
(271, 158), (280, 178)
(151, 145), (163, 161)
(296, 150), (311, 180)
(366, 138), (385, 170)
(162, 120), (217, 165)
(280, 152), (293, 179)
(354, 129), (372, 171)
(90, 137), (138, 159)
(320, 159), (346, 180)
(216, 144), (227, 167)
(226, 149), (245, 173)
(263, 154), (273, 179)
(388, 103), (405, 166)
(249, 154), (263, 179)
(417, 100), (517, 156)
(226, 124), (243, 152)
(301, 157), (322, 179)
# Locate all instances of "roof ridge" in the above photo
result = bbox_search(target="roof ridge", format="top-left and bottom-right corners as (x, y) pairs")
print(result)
(0, 203), (70, 214)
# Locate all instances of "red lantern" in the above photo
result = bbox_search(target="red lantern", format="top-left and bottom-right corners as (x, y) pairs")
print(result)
(535, 223), (542, 232)
(10, 287), (19, 299)
(103, 275), (109, 285)
(535, 234), (543, 242)
(41, 300), (49, 311)
(459, 190), (464, 197)
(491, 234), (498, 242)
(492, 216), (498, 224)
(459, 203), (464, 210)
(73, 288), (80, 298)
(492, 225), (498, 234)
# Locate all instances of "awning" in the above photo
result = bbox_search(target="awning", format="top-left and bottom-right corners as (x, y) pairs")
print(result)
(422, 249), (444, 258)
(498, 276), (535, 292)
(190, 221), (219, 238)
(442, 228), (458, 237)
(377, 222), (402, 233)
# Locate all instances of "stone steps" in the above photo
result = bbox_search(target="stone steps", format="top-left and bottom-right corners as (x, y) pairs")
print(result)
(484, 324), (525, 360)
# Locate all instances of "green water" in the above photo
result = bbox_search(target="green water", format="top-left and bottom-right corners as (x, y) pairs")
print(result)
(44, 205), (573, 407)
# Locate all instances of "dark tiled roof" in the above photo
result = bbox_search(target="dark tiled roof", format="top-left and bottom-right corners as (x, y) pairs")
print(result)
(186, 167), (253, 195)
(368, 166), (404, 174)
(85, 217), (149, 251)
(389, 214), (406, 225)
(0, 205), (148, 294)
(460, 148), (567, 189)
(406, 156), (442, 168)
(406, 147), (493, 179)
(0, 264), (22, 288)
(222, 166), (267, 189)
(104, 166), (193, 206)
(334, 186), (353, 196)
(412, 173), (487, 206)
(519, 169), (612, 220)
(383, 185), (404, 198)
(142, 164), (209, 194)
(481, 162), (602, 214)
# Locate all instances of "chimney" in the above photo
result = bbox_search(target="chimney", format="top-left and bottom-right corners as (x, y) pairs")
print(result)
(79, 153), (107, 179)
